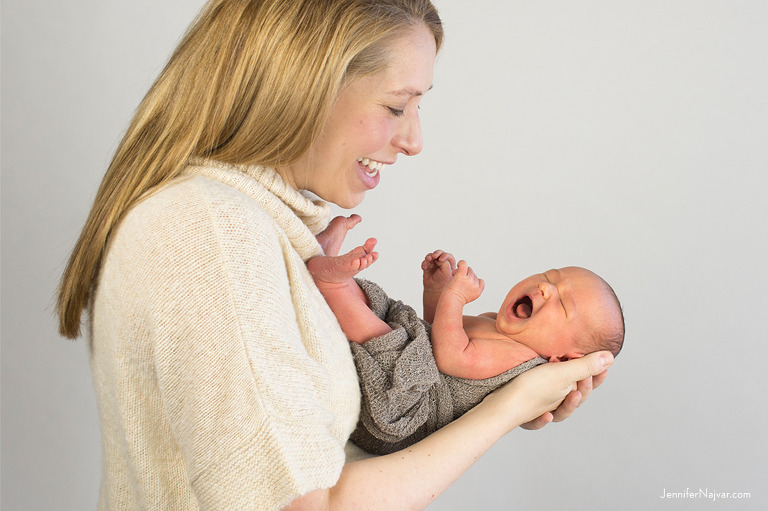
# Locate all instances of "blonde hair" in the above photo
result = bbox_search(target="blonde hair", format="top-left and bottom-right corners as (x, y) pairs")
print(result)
(57, 0), (443, 338)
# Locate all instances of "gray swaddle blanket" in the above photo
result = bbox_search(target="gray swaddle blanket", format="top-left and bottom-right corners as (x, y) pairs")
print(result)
(350, 279), (547, 455)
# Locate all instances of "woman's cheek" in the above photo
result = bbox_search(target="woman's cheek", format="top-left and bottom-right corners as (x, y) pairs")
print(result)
(360, 118), (395, 153)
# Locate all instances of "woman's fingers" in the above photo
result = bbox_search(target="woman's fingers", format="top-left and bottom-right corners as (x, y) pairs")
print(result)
(519, 412), (554, 430)
(557, 351), (613, 385)
(578, 374), (594, 396)
(568, 368), (608, 411)
(550, 389), (583, 422)
(592, 368), (609, 390)
(516, 351), (613, 428)
(580, 351), (614, 377)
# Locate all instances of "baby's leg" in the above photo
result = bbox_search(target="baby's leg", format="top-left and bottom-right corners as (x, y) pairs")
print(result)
(316, 214), (362, 257)
(307, 239), (389, 344)
(422, 250), (456, 324)
(307, 238), (378, 286)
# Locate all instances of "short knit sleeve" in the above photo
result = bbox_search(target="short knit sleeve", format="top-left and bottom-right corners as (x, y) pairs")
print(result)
(100, 176), (358, 509)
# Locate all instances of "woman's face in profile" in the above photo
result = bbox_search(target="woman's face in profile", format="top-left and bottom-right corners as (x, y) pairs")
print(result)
(280, 24), (437, 209)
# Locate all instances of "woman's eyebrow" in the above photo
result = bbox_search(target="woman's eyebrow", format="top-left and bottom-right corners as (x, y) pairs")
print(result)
(387, 84), (433, 97)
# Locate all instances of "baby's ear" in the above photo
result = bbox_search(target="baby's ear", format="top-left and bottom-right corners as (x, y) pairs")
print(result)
(548, 353), (585, 362)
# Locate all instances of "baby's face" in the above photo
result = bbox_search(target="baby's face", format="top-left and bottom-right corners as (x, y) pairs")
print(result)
(496, 267), (612, 362)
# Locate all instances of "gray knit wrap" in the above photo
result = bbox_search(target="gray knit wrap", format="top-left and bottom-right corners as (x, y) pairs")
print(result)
(350, 279), (547, 455)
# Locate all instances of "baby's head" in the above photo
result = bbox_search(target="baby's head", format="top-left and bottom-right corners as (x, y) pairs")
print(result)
(496, 267), (624, 362)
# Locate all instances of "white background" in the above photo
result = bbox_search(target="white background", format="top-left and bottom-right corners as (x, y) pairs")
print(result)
(3, 1), (766, 509)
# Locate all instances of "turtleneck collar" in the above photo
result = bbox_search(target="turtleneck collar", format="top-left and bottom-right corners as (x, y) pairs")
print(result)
(184, 158), (331, 261)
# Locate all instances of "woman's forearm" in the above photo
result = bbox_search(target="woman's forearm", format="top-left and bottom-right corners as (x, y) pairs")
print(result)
(329, 394), (524, 510)
(286, 352), (614, 511)
(286, 389), (522, 511)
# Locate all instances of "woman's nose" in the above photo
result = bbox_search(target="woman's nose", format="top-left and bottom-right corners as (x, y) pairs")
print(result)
(393, 112), (423, 156)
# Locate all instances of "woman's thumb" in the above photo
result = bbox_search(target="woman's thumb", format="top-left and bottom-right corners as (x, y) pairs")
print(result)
(569, 351), (614, 379)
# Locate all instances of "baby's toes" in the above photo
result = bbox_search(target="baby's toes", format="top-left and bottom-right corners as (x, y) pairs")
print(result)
(362, 237), (378, 254)
(345, 214), (362, 229)
(327, 215), (349, 233)
(360, 253), (375, 270)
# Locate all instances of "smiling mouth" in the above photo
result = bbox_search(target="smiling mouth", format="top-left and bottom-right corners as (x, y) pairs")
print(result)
(358, 157), (385, 178)
(512, 295), (533, 319)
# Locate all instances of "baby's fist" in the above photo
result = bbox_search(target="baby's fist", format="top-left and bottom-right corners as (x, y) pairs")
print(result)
(446, 260), (485, 303)
(422, 250), (456, 292)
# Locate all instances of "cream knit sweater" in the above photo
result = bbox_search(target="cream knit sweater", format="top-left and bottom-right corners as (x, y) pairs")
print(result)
(90, 159), (361, 510)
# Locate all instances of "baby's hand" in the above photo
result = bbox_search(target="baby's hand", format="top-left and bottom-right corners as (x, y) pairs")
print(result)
(422, 250), (456, 294)
(445, 260), (485, 304)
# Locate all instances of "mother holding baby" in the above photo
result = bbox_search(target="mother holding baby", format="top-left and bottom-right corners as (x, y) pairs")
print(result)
(56, 1), (613, 509)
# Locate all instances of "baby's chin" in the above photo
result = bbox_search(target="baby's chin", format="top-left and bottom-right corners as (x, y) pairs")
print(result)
(495, 314), (526, 340)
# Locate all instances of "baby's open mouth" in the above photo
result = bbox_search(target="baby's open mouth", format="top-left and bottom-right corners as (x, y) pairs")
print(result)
(512, 296), (533, 319)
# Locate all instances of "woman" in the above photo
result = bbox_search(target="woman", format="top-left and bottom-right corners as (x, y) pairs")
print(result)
(57, 0), (613, 509)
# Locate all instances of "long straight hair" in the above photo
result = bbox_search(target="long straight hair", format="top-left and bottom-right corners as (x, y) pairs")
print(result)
(57, 0), (442, 338)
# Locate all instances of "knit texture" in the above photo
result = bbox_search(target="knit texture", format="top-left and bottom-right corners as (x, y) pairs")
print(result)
(90, 159), (360, 510)
(350, 279), (548, 455)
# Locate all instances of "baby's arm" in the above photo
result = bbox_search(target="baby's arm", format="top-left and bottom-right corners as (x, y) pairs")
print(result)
(422, 250), (456, 323)
(431, 262), (526, 379)
(307, 216), (392, 344)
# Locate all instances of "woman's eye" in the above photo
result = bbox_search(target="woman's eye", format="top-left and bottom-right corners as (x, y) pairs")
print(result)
(386, 106), (405, 117)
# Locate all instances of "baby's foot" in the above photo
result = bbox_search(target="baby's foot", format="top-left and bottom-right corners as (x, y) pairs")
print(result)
(316, 214), (362, 257)
(307, 238), (378, 285)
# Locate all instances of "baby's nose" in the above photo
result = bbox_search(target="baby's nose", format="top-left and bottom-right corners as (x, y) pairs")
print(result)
(538, 282), (556, 300)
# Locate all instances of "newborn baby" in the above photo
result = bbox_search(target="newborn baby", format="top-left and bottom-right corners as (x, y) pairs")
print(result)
(309, 215), (624, 380)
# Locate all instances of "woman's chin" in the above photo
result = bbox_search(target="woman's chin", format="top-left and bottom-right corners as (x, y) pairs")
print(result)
(330, 192), (366, 210)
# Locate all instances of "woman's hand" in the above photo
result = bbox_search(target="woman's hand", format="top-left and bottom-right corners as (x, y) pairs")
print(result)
(520, 367), (609, 429)
(482, 351), (614, 432)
